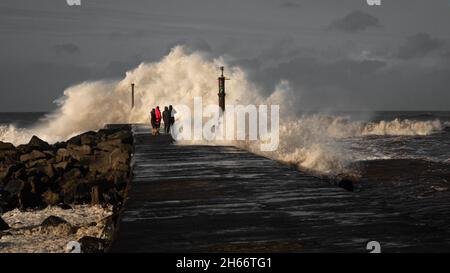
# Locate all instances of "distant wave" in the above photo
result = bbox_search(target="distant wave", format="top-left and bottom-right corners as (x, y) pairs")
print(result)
(295, 116), (443, 139)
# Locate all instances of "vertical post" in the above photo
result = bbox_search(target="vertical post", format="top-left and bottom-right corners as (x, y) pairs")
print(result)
(131, 83), (135, 109)
(218, 67), (226, 112)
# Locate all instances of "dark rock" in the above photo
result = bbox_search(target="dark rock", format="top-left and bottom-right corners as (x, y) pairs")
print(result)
(27, 163), (55, 179)
(0, 141), (17, 158)
(0, 216), (9, 231)
(74, 183), (92, 204)
(42, 190), (60, 206)
(67, 135), (82, 146)
(4, 179), (43, 209)
(10, 167), (26, 180)
(338, 179), (354, 192)
(63, 168), (82, 180)
(78, 236), (109, 253)
(43, 151), (55, 158)
(1, 127), (132, 211)
(25, 158), (47, 168)
(0, 141), (15, 151)
(40, 215), (75, 235)
(110, 148), (130, 172)
(107, 130), (133, 144)
(53, 141), (67, 150)
(98, 128), (121, 139)
(90, 186), (100, 205)
(97, 139), (123, 152)
(80, 132), (98, 145)
(60, 177), (92, 204)
(67, 131), (97, 146)
(56, 148), (70, 162)
(0, 162), (21, 182)
(4, 179), (25, 196)
(28, 136), (50, 150)
(53, 161), (70, 172)
(57, 203), (72, 210)
(89, 153), (111, 174)
(20, 150), (47, 163)
(67, 144), (92, 161)
(28, 176), (47, 195)
(41, 215), (69, 227)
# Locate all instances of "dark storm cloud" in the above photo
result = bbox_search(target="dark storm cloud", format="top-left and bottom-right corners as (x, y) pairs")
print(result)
(52, 43), (81, 55)
(0, 62), (93, 112)
(329, 10), (380, 33)
(280, 1), (300, 8)
(1, 0), (450, 111)
(108, 30), (148, 41)
(233, 52), (388, 108)
(396, 33), (445, 60)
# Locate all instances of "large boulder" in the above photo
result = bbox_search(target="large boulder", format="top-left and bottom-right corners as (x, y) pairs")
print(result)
(96, 139), (123, 152)
(67, 144), (92, 161)
(28, 176), (44, 195)
(0, 142), (14, 151)
(67, 131), (97, 146)
(2, 179), (37, 209)
(53, 161), (70, 172)
(4, 179), (25, 196)
(60, 178), (92, 205)
(89, 152), (111, 174)
(110, 148), (130, 172)
(28, 136), (51, 150)
(16, 136), (50, 154)
(56, 148), (71, 162)
(78, 236), (109, 253)
(42, 190), (60, 206)
(0, 141), (17, 158)
(0, 161), (21, 182)
(41, 215), (68, 227)
(20, 150), (46, 163)
(107, 130), (133, 144)
(0, 216), (9, 231)
(40, 215), (75, 236)
(26, 162), (55, 179)
(80, 132), (98, 146)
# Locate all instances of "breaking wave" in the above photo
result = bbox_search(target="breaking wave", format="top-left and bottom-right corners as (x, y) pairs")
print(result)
(0, 46), (445, 175)
(292, 116), (442, 139)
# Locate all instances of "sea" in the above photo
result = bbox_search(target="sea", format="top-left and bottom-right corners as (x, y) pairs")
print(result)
(1, 111), (450, 164)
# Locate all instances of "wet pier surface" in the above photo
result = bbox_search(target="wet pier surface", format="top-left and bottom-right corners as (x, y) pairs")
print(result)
(111, 125), (450, 253)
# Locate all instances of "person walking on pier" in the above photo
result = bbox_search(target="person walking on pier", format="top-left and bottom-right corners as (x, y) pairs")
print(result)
(163, 106), (170, 134)
(169, 105), (176, 127)
(155, 106), (162, 133)
(150, 108), (158, 136)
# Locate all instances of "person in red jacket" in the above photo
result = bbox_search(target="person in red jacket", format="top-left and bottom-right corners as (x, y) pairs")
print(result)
(155, 106), (162, 134)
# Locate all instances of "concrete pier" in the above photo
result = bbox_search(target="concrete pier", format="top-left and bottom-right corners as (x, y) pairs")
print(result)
(111, 125), (450, 252)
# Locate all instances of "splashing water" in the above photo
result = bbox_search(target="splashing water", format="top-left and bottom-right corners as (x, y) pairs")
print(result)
(0, 46), (444, 175)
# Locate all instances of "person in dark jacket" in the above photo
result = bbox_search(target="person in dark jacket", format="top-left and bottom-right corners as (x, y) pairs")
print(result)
(169, 105), (176, 126)
(150, 108), (157, 135)
(163, 106), (171, 134)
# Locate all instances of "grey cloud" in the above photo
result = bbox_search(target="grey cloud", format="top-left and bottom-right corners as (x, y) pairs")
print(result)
(53, 43), (81, 55)
(280, 1), (300, 8)
(108, 29), (148, 41)
(329, 10), (380, 33)
(397, 33), (444, 60)
(0, 62), (93, 112)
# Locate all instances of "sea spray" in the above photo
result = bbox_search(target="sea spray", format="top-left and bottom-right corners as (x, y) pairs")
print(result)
(0, 46), (444, 175)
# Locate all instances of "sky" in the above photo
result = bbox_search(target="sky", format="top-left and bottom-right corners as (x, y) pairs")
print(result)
(1, 0), (450, 111)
